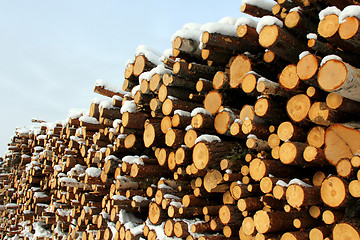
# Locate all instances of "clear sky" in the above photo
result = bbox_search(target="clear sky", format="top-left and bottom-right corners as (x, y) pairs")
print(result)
(0, 0), (245, 155)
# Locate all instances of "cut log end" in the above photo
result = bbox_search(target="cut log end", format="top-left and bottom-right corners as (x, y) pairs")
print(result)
(259, 25), (279, 48)
(296, 54), (319, 80)
(339, 16), (359, 40)
(318, 60), (347, 92)
(204, 91), (222, 115)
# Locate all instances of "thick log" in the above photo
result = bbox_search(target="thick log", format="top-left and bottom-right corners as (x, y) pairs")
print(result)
(321, 175), (354, 208)
(286, 94), (311, 125)
(249, 158), (299, 181)
(192, 141), (242, 170)
(333, 220), (360, 240)
(259, 25), (307, 63)
(324, 123), (360, 166)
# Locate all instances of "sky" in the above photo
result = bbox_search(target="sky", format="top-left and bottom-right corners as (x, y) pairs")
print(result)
(0, 0), (245, 155)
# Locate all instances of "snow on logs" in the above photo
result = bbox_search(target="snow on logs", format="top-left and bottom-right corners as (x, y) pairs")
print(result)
(3, 0), (360, 240)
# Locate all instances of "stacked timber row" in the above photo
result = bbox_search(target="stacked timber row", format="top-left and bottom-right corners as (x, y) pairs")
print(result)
(2, 0), (360, 239)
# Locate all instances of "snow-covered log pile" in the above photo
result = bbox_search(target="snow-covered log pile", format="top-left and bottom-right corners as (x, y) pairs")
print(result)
(2, 0), (360, 239)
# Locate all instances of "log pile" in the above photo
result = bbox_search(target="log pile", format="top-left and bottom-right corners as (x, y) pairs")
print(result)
(2, 0), (360, 239)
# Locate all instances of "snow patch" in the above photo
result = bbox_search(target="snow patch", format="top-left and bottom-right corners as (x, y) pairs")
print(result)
(195, 134), (221, 144)
(256, 16), (283, 34)
(319, 6), (341, 20)
(320, 54), (342, 66)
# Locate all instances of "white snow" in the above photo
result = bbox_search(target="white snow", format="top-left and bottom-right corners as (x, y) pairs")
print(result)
(195, 134), (221, 144)
(139, 64), (172, 84)
(235, 17), (258, 29)
(131, 85), (141, 96)
(170, 201), (184, 208)
(120, 100), (137, 114)
(299, 51), (311, 60)
(92, 97), (105, 104)
(171, 29), (202, 43)
(17, 127), (30, 137)
(122, 155), (145, 166)
(34, 192), (48, 198)
(158, 184), (173, 190)
(319, 6), (341, 21)
(59, 177), (78, 184)
(191, 107), (212, 117)
(320, 54), (342, 66)
(118, 209), (143, 225)
(247, 134), (258, 139)
(135, 45), (162, 66)
(57, 209), (72, 217)
(117, 134), (127, 140)
(68, 108), (87, 119)
(243, 0), (276, 11)
(306, 33), (317, 39)
(256, 16), (284, 34)
(125, 58), (135, 67)
(339, 5), (360, 23)
(85, 167), (101, 178)
(145, 220), (182, 240)
(139, 71), (153, 83)
(112, 195), (129, 201)
(79, 115), (100, 125)
(185, 125), (193, 131)
(276, 180), (288, 187)
(162, 48), (173, 59)
(113, 94), (123, 101)
(218, 16), (239, 25)
(95, 79), (128, 95)
(67, 164), (86, 176)
(163, 194), (181, 200)
(32, 222), (52, 239)
(289, 6), (303, 13)
(36, 135), (46, 140)
(113, 119), (122, 129)
(174, 109), (191, 117)
(132, 195), (148, 202)
(288, 178), (312, 188)
(99, 99), (114, 110)
(129, 224), (144, 236)
(200, 22), (238, 37)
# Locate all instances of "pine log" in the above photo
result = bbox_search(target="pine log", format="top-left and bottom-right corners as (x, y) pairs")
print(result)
(324, 123), (360, 166)
(254, 97), (288, 124)
(321, 175), (354, 208)
(213, 71), (230, 91)
(286, 184), (321, 208)
(333, 220), (360, 240)
(254, 210), (309, 234)
(133, 55), (157, 77)
(249, 158), (299, 181)
(192, 141), (241, 170)
(162, 98), (202, 116)
(256, 78), (292, 98)
(286, 94), (311, 124)
(259, 25), (307, 63)
(279, 64), (306, 93)
(240, 3), (273, 18)
(214, 108), (236, 135)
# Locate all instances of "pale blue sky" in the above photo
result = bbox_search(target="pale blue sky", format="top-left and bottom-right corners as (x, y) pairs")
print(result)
(0, 1), (244, 155)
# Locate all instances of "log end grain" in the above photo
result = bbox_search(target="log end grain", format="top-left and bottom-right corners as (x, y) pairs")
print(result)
(286, 94), (311, 123)
(339, 16), (359, 40)
(320, 176), (348, 208)
(296, 54), (319, 80)
(259, 25), (279, 48)
(318, 14), (340, 38)
(317, 60), (347, 92)
(204, 91), (222, 115)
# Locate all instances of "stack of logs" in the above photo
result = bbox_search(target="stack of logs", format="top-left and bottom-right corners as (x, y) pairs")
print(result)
(2, 0), (360, 239)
